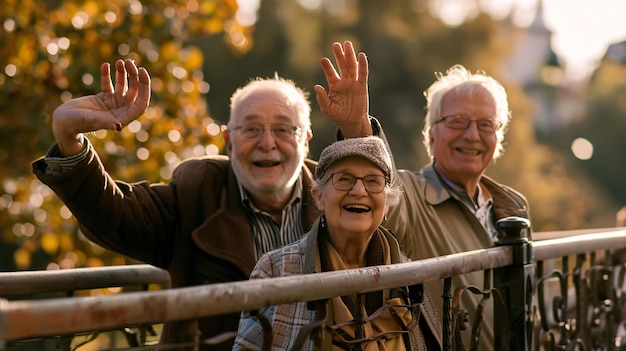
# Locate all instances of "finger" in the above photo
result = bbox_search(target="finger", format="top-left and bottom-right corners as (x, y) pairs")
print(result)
(92, 114), (123, 133)
(320, 57), (340, 84)
(137, 67), (151, 104)
(114, 59), (128, 96)
(313, 84), (329, 111)
(65, 103), (123, 134)
(357, 52), (368, 85)
(124, 59), (140, 103)
(100, 62), (113, 93)
(331, 41), (349, 78)
(125, 66), (151, 123)
(343, 41), (358, 79)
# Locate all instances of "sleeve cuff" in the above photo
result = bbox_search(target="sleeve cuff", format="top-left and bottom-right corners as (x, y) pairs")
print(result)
(336, 116), (381, 140)
(44, 136), (91, 174)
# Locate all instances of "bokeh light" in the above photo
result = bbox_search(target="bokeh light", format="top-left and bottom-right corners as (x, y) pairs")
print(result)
(571, 137), (593, 160)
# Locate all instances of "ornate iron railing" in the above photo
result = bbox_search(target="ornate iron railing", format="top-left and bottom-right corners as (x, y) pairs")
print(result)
(2, 220), (626, 350)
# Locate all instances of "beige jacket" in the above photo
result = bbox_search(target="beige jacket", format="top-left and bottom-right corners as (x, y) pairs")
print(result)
(384, 164), (530, 350)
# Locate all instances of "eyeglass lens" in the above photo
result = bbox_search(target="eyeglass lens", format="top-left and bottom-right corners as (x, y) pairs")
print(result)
(331, 172), (386, 193)
(439, 115), (501, 132)
(235, 124), (300, 140)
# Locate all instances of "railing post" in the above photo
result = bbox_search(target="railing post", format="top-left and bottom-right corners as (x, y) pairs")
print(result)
(493, 216), (533, 351)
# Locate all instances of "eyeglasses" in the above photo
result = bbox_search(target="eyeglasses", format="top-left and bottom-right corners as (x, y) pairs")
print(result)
(232, 123), (302, 140)
(330, 172), (387, 194)
(436, 115), (502, 133)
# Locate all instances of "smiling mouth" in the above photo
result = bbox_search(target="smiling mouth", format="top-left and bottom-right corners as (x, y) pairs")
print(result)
(457, 148), (481, 156)
(253, 160), (280, 167)
(344, 204), (371, 213)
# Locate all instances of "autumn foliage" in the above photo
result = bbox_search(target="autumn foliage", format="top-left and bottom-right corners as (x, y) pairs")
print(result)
(0, 0), (245, 270)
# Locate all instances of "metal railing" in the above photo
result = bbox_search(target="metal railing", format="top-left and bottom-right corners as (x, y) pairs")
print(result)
(533, 229), (626, 350)
(2, 220), (626, 350)
(0, 264), (170, 297)
(0, 264), (170, 351)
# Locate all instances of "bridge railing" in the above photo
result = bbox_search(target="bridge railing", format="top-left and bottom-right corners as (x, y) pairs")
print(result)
(533, 228), (626, 350)
(2, 222), (626, 350)
(0, 264), (170, 297)
(0, 264), (170, 350)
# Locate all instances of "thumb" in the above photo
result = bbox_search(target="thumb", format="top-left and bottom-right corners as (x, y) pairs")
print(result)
(314, 85), (329, 110)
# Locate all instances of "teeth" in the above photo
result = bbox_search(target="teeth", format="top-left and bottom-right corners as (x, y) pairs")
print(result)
(344, 204), (370, 213)
(458, 148), (480, 156)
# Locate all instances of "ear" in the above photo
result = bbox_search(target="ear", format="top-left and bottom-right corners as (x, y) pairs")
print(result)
(311, 187), (323, 211)
(301, 129), (313, 155)
(429, 127), (436, 149)
(223, 128), (233, 156)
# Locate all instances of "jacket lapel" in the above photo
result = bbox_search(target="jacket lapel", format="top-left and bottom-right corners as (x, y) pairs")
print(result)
(192, 159), (321, 277)
(191, 165), (257, 276)
(422, 164), (452, 205)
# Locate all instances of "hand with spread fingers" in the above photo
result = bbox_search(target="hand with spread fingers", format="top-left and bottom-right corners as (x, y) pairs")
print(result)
(315, 40), (372, 138)
(51, 59), (151, 156)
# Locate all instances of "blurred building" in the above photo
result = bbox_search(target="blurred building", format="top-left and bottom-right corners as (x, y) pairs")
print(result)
(604, 40), (626, 65)
(591, 40), (626, 89)
(504, 2), (586, 137)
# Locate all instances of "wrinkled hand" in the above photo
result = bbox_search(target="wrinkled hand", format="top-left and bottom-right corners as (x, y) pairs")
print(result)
(314, 41), (371, 137)
(52, 59), (151, 156)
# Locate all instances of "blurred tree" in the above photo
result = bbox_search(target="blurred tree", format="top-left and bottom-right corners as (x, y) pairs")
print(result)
(0, 0), (245, 271)
(487, 81), (619, 231)
(1, 0), (621, 273)
(550, 61), (626, 213)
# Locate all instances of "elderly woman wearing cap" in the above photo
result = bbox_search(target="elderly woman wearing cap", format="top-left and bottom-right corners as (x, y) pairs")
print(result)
(233, 136), (441, 351)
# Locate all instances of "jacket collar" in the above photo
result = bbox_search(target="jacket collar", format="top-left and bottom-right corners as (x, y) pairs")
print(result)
(422, 164), (452, 205)
(192, 159), (320, 276)
(303, 220), (404, 275)
(421, 163), (529, 221)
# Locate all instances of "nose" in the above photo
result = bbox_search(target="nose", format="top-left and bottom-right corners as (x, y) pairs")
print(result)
(462, 120), (481, 141)
(349, 178), (368, 194)
(257, 127), (277, 151)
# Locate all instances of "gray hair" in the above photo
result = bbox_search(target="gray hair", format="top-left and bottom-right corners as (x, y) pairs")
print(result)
(422, 65), (510, 160)
(228, 74), (311, 131)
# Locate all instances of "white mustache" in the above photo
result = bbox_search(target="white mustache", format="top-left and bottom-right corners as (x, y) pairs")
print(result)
(250, 153), (282, 163)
